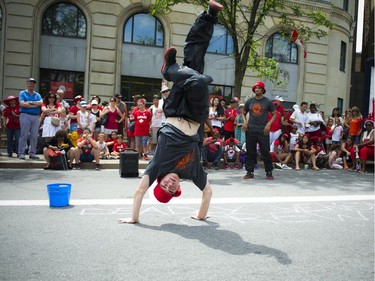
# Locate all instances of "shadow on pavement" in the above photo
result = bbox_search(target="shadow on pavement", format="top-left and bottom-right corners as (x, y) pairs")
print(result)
(137, 221), (292, 265)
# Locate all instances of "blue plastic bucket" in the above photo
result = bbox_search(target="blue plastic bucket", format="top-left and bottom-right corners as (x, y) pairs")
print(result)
(47, 183), (71, 207)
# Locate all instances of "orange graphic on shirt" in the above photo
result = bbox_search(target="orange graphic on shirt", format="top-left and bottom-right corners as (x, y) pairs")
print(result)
(251, 103), (264, 116)
(175, 149), (196, 170)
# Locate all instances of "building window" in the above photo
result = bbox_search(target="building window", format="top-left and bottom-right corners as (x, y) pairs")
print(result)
(124, 13), (163, 47)
(39, 68), (84, 100)
(42, 2), (86, 38)
(337, 98), (343, 115)
(265, 32), (298, 64)
(207, 25), (233, 55)
(121, 76), (162, 106)
(343, 0), (349, 11)
(340, 41), (347, 72)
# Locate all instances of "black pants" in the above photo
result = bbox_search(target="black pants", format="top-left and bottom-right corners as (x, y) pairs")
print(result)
(245, 130), (273, 173)
(183, 11), (214, 74)
(163, 11), (214, 125)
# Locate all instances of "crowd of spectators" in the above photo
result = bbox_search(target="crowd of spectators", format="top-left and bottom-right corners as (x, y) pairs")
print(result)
(0, 77), (373, 174)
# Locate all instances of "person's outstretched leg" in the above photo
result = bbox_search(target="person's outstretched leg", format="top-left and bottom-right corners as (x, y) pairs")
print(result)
(183, 0), (223, 74)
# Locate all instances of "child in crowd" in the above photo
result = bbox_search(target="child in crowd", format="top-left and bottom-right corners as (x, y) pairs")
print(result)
(58, 108), (70, 132)
(294, 134), (319, 171)
(327, 144), (343, 169)
(331, 118), (344, 145)
(325, 118), (333, 151)
(111, 135), (128, 158)
(234, 104), (246, 146)
(106, 130), (118, 153)
(271, 133), (292, 169)
(224, 137), (240, 169)
(2, 96), (20, 157)
(313, 137), (328, 169)
(74, 127), (101, 170)
(86, 105), (97, 133)
(341, 136), (355, 170)
(97, 132), (110, 159)
(289, 125), (299, 157)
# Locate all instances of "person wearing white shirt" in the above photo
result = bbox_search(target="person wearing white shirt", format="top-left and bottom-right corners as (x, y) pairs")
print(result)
(306, 103), (325, 138)
(290, 102), (309, 135)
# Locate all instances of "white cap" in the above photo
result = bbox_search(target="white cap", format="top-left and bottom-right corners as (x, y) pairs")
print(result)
(160, 83), (170, 93)
(91, 100), (98, 105)
(275, 95), (284, 102)
(80, 101), (88, 107)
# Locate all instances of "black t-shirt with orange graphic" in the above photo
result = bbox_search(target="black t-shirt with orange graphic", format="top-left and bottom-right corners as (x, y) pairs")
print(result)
(144, 124), (207, 190)
(244, 97), (275, 132)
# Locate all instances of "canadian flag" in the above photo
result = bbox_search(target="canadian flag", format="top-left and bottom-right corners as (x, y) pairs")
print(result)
(291, 30), (307, 59)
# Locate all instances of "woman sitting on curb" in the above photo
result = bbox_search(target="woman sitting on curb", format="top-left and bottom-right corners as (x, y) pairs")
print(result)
(294, 134), (319, 171)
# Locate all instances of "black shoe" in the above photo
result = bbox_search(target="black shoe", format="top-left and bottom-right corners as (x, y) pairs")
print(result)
(243, 172), (254, 179)
(95, 164), (101, 171)
(202, 160), (208, 167)
(43, 165), (50, 170)
(73, 164), (81, 170)
(29, 155), (40, 160)
(19, 155), (25, 160)
(266, 172), (274, 180)
(212, 163), (219, 170)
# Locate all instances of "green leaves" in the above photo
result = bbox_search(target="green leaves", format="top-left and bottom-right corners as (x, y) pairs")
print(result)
(151, 0), (334, 96)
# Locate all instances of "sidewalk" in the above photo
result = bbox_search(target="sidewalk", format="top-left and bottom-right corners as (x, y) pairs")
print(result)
(0, 150), (266, 171)
(0, 150), (151, 170)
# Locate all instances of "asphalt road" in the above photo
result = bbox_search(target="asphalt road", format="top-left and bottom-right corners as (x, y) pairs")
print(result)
(0, 168), (374, 281)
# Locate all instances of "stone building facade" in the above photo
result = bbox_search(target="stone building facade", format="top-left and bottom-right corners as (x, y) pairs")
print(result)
(0, 0), (356, 113)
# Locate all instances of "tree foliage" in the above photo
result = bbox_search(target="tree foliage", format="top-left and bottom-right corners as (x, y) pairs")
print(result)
(151, 0), (334, 97)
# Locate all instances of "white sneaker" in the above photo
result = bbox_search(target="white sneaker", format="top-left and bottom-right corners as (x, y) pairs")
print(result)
(275, 162), (282, 169)
(281, 164), (292, 170)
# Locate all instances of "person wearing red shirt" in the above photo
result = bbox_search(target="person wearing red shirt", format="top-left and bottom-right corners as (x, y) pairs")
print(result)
(73, 127), (101, 170)
(270, 133), (292, 169)
(3, 96), (21, 157)
(341, 136), (355, 170)
(222, 99), (238, 140)
(111, 135), (128, 158)
(106, 130), (118, 153)
(133, 98), (152, 160)
(274, 96), (285, 120)
(268, 102), (282, 146)
(69, 95), (83, 131)
(201, 135), (224, 170)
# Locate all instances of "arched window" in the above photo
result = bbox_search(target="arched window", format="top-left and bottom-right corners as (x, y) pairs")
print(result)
(207, 24), (233, 55)
(42, 2), (86, 38)
(265, 32), (298, 63)
(124, 13), (163, 47)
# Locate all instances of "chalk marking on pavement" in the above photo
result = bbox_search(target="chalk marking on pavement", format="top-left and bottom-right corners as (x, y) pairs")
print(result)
(0, 195), (373, 206)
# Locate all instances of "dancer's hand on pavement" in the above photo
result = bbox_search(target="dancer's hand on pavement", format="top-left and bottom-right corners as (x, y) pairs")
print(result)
(118, 218), (139, 224)
(191, 216), (210, 221)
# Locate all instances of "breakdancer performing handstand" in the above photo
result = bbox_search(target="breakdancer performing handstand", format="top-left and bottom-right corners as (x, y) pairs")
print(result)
(118, 0), (223, 224)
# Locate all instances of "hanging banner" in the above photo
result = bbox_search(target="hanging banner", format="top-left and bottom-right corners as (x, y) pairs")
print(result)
(50, 82), (74, 99)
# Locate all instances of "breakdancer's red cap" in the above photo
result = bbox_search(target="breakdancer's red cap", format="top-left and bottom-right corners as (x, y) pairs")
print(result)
(154, 180), (182, 203)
